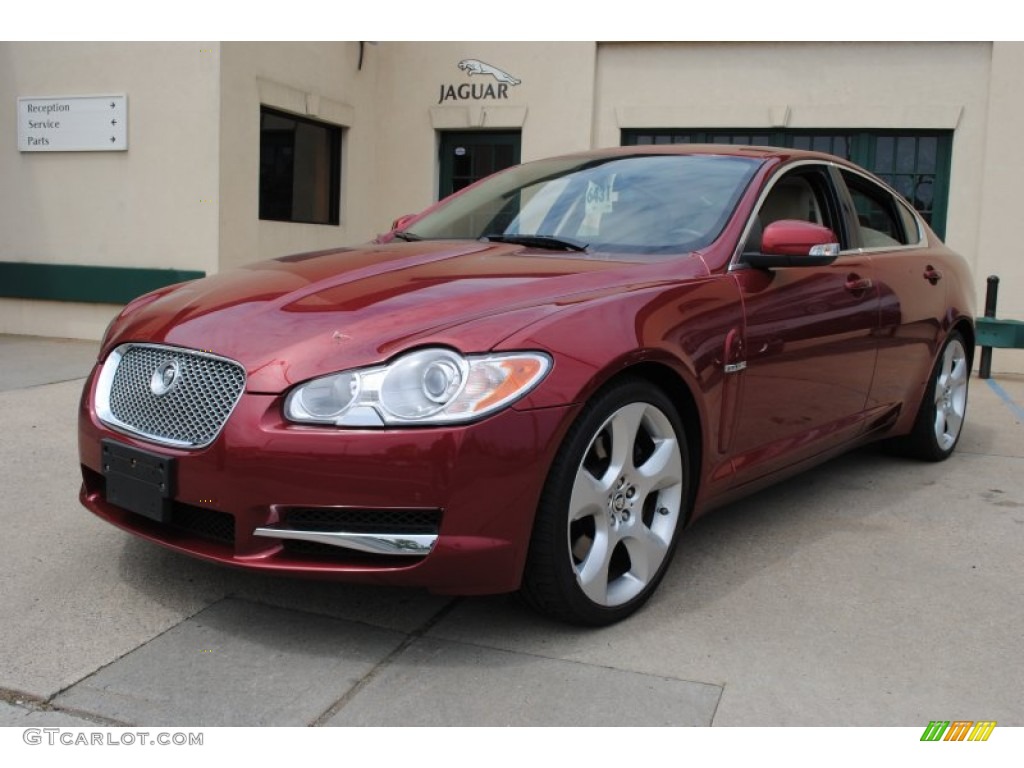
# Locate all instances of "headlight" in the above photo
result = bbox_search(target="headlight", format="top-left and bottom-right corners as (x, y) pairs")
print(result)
(284, 348), (551, 427)
(295, 371), (360, 419)
(379, 348), (467, 419)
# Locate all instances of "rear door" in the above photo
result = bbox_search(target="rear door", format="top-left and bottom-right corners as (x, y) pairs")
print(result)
(836, 167), (950, 422)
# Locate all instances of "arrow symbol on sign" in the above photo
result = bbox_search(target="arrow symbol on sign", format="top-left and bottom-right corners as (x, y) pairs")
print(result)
(111, 119), (117, 126)
(110, 136), (116, 143)
(110, 102), (116, 109)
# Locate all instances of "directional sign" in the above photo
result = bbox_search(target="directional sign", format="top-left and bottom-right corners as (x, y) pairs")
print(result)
(17, 95), (127, 152)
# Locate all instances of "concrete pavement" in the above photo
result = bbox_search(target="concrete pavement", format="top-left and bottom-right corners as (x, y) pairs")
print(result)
(1, 333), (1021, 726)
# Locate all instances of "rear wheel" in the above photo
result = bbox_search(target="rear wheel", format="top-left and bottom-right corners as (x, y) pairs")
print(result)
(521, 379), (689, 625)
(893, 331), (970, 461)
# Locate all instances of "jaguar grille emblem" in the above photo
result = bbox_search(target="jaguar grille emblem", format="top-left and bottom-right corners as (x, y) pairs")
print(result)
(150, 359), (182, 396)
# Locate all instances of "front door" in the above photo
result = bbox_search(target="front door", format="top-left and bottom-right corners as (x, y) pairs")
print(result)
(439, 131), (521, 200)
(729, 163), (881, 482)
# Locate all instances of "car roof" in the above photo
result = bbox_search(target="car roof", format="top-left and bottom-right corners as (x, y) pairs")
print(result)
(557, 143), (842, 165)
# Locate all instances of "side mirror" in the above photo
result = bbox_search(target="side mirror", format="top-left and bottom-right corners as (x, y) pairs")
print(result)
(745, 220), (840, 269)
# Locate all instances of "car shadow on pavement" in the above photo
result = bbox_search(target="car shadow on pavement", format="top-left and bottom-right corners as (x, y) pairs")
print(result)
(115, 536), (453, 635)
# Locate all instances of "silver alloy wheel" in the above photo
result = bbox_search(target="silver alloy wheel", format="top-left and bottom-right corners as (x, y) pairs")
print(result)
(567, 401), (684, 607)
(933, 337), (969, 451)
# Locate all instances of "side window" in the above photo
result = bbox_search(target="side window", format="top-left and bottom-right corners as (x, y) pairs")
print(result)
(840, 169), (910, 248)
(743, 166), (843, 255)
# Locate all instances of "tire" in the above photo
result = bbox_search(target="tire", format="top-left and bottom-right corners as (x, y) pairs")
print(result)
(521, 378), (690, 625)
(892, 331), (970, 461)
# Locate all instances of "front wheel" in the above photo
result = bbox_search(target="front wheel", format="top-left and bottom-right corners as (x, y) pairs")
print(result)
(521, 379), (690, 625)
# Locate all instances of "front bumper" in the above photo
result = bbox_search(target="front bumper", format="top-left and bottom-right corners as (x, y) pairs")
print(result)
(78, 365), (575, 595)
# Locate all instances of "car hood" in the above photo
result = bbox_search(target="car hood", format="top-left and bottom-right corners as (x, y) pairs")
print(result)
(106, 241), (706, 392)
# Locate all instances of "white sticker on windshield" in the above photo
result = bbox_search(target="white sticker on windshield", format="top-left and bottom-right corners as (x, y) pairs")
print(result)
(585, 175), (617, 215)
(580, 174), (617, 236)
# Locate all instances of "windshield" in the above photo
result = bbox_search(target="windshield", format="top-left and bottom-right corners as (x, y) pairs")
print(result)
(404, 153), (761, 256)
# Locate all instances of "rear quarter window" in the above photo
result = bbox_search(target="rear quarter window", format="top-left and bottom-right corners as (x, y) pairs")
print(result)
(840, 169), (913, 248)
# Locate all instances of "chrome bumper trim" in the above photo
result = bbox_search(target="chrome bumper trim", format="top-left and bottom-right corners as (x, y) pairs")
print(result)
(253, 527), (436, 556)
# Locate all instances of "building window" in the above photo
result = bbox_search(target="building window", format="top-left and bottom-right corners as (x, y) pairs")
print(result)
(438, 131), (521, 200)
(622, 129), (952, 238)
(259, 107), (341, 225)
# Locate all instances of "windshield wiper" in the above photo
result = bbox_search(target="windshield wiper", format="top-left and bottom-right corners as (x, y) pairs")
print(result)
(392, 231), (423, 242)
(483, 233), (588, 252)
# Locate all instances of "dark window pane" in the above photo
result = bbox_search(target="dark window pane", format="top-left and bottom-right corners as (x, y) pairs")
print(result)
(259, 107), (340, 225)
(918, 136), (937, 173)
(896, 136), (916, 173)
(453, 150), (471, 177)
(259, 127), (295, 221)
(893, 174), (915, 200)
(471, 148), (488, 177)
(493, 143), (514, 172)
(875, 136), (894, 173)
(915, 179), (934, 208)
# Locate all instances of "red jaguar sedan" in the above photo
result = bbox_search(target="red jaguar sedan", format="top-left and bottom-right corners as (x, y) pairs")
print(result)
(78, 145), (975, 625)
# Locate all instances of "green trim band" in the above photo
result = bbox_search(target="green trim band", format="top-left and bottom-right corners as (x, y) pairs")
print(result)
(976, 316), (1024, 349)
(0, 262), (205, 304)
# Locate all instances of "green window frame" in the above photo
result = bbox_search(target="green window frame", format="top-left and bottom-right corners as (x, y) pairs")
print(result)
(622, 129), (952, 238)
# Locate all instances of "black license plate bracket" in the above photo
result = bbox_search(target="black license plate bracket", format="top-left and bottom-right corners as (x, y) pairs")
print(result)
(101, 439), (175, 523)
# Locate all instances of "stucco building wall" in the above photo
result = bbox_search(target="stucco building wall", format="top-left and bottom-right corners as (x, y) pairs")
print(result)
(0, 42), (220, 338)
(1, 40), (1021, 371)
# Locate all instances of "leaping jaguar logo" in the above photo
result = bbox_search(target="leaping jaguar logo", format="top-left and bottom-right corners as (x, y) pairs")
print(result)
(457, 59), (521, 86)
(151, 359), (182, 397)
(439, 60), (522, 104)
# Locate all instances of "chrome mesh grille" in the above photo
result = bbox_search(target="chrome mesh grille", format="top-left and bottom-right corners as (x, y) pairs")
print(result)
(97, 344), (246, 448)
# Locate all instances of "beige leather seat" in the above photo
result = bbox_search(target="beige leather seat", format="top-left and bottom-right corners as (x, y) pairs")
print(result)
(759, 178), (822, 226)
(743, 177), (823, 254)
